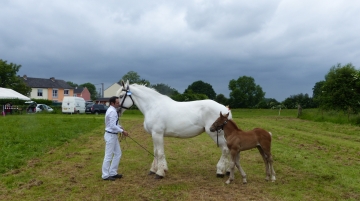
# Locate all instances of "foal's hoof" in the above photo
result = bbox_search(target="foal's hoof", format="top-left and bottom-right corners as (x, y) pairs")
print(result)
(148, 171), (156, 175)
(155, 174), (164, 179)
(216, 174), (225, 178)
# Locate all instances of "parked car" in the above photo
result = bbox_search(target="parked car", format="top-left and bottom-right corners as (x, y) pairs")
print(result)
(85, 101), (94, 107)
(36, 104), (54, 113)
(85, 102), (94, 108)
(85, 104), (108, 114)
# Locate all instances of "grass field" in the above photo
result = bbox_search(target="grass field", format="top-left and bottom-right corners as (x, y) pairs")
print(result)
(0, 109), (359, 200)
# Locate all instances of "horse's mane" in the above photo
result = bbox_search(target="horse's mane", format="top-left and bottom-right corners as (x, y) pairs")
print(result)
(132, 84), (158, 93)
(228, 119), (242, 131)
(131, 84), (173, 100)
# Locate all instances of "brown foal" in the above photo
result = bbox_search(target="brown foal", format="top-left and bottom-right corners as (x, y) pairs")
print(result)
(209, 112), (276, 184)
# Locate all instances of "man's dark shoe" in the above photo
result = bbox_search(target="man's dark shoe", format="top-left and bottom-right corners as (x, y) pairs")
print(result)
(112, 174), (123, 179)
(103, 176), (116, 181)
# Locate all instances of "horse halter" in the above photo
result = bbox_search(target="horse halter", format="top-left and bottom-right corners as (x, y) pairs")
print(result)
(215, 119), (228, 131)
(213, 119), (228, 147)
(118, 86), (135, 115)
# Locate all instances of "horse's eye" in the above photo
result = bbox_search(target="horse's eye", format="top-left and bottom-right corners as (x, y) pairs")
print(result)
(120, 95), (124, 98)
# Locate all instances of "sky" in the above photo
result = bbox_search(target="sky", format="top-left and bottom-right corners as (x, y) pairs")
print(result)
(1, 0), (360, 102)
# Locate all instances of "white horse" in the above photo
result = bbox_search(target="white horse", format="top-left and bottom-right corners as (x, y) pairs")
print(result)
(116, 80), (232, 179)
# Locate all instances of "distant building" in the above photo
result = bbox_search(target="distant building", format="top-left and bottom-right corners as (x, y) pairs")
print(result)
(21, 75), (73, 102)
(74, 86), (91, 101)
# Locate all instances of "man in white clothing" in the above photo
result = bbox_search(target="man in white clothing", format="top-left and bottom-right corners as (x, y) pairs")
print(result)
(102, 96), (128, 181)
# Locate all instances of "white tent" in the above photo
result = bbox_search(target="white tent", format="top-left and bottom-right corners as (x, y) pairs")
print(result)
(0, 87), (30, 100)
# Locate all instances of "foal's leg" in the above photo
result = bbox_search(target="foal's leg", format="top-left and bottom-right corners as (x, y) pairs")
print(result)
(234, 152), (247, 184)
(257, 146), (271, 181)
(267, 152), (276, 182)
(226, 150), (237, 184)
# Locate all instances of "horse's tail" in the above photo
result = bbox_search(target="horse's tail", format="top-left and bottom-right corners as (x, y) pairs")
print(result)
(228, 109), (233, 120)
(269, 132), (272, 136)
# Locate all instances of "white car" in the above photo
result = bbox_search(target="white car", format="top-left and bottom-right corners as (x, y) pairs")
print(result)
(36, 104), (54, 112)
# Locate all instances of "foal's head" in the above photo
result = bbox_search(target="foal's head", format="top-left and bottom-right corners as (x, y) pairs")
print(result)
(209, 112), (230, 132)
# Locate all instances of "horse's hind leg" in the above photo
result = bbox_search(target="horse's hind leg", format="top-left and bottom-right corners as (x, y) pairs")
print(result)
(267, 153), (276, 182)
(257, 146), (271, 181)
(234, 152), (247, 184)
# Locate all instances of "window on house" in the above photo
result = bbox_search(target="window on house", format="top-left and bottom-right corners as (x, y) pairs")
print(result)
(37, 89), (43, 97)
(53, 89), (58, 98)
(64, 89), (69, 96)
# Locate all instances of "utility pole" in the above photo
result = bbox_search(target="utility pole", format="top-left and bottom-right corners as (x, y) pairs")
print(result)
(101, 83), (104, 98)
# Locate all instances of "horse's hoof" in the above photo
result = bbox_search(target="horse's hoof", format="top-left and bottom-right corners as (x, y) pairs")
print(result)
(155, 174), (164, 179)
(226, 171), (230, 176)
(148, 171), (156, 175)
(216, 174), (225, 178)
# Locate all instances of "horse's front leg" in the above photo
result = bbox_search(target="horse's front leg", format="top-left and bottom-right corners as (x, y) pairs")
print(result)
(226, 151), (236, 184)
(150, 133), (168, 179)
(207, 130), (230, 177)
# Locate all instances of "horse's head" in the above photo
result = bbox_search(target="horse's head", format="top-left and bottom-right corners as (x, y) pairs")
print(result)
(116, 80), (135, 116)
(209, 112), (230, 132)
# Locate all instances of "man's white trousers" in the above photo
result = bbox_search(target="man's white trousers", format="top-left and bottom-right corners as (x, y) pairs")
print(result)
(102, 133), (122, 179)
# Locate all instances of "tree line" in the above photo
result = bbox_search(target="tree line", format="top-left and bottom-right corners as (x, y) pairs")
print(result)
(1, 59), (359, 111)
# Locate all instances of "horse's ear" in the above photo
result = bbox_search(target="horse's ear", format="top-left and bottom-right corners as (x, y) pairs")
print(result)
(121, 80), (125, 87)
(225, 112), (229, 118)
(219, 111), (223, 117)
(126, 80), (129, 90)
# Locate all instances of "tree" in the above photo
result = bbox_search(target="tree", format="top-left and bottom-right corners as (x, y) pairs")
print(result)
(282, 93), (314, 109)
(256, 98), (280, 109)
(66, 81), (78, 88)
(151, 83), (179, 96)
(120, 71), (150, 85)
(214, 94), (229, 106)
(184, 80), (216, 100)
(171, 89), (208, 101)
(0, 59), (31, 95)
(228, 76), (265, 108)
(321, 63), (360, 117)
(80, 83), (97, 100)
(312, 81), (325, 108)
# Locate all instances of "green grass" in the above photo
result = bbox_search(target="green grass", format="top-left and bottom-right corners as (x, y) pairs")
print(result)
(0, 113), (104, 174)
(0, 109), (359, 200)
(299, 108), (360, 125)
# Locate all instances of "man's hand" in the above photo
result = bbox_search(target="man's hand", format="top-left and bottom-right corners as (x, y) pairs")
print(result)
(122, 130), (129, 137)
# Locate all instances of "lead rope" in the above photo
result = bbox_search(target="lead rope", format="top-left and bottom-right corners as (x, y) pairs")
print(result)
(215, 119), (228, 147)
(119, 123), (155, 158)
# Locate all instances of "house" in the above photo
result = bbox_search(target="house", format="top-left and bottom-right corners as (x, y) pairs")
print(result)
(103, 82), (121, 98)
(74, 86), (91, 101)
(94, 82), (122, 105)
(21, 75), (74, 102)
